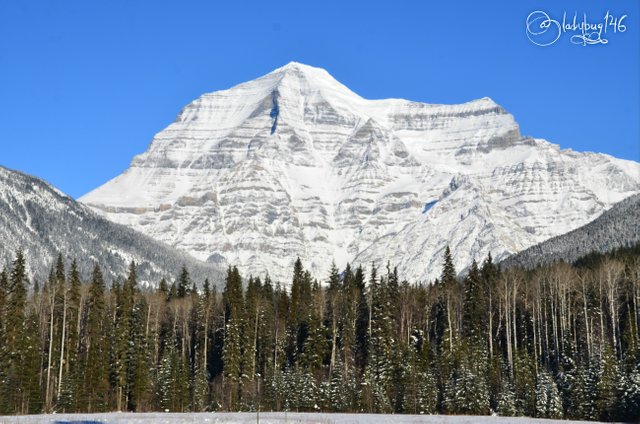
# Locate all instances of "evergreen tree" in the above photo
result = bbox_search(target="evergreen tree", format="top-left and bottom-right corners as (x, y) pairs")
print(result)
(0, 238), (638, 417)
(402, 332), (436, 414)
(597, 345), (621, 421)
(443, 345), (490, 415)
(17, 298), (43, 413)
(83, 264), (110, 412)
(354, 265), (369, 373)
(440, 246), (456, 353)
(176, 266), (190, 298)
(361, 264), (394, 413)
(221, 266), (245, 410)
(620, 363), (640, 421)
(0, 268), (9, 414)
(156, 349), (174, 411)
(4, 250), (28, 413)
(326, 351), (348, 411)
(64, 259), (82, 411)
(497, 377), (518, 416)
(462, 260), (486, 347)
(535, 368), (563, 418)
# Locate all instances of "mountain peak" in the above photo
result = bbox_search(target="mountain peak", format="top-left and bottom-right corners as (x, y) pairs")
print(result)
(271, 61), (329, 76)
(263, 61), (358, 102)
(80, 64), (640, 284)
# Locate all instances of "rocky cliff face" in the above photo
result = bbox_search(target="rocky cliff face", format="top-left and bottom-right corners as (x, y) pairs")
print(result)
(80, 62), (640, 283)
(0, 166), (222, 285)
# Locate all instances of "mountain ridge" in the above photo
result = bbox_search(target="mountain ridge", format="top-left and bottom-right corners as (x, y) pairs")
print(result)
(80, 62), (640, 283)
(501, 193), (640, 270)
(0, 165), (223, 285)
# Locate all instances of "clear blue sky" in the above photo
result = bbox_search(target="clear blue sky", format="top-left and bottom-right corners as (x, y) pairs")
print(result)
(1, 0), (638, 198)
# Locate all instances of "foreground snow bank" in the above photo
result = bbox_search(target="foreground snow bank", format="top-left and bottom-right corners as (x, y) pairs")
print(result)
(0, 412), (605, 424)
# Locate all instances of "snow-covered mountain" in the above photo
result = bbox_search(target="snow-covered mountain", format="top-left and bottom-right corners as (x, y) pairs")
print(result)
(80, 62), (640, 283)
(0, 165), (223, 285)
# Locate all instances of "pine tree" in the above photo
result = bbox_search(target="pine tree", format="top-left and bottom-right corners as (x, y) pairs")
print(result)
(297, 369), (319, 411)
(158, 277), (169, 300)
(402, 333), (436, 414)
(222, 266), (245, 410)
(18, 296), (43, 413)
(497, 377), (517, 416)
(176, 266), (190, 298)
(462, 260), (486, 347)
(64, 259), (82, 411)
(570, 362), (599, 420)
(597, 345), (621, 421)
(620, 363), (640, 421)
(5, 250), (28, 413)
(83, 264), (110, 412)
(299, 282), (327, 374)
(513, 350), (536, 416)
(443, 344), (490, 415)
(112, 260), (139, 411)
(361, 264), (394, 413)
(127, 296), (151, 411)
(192, 349), (210, 412)
(440, 246), (456, 354)
(0, 268), (9, 414)
(288, 259), (313, 366)
(326, 351), (348, 411)
(535, 368), (563, 418)
(156, 349), (174, 411)
(354, 265), (369, 373)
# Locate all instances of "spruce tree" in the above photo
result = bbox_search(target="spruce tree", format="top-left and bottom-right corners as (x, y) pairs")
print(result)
(84, 264), (110, 412)
(354, 265), (369, 373)
(221, 266), (245, 410)
(462, 260), (485, 347)
(597, 345), (621, 420)
(535, 368), (563, 418)
(5, 250), (28, 413)
(497, 376), (518, 416)
(0, 268), (8, 414)
(176, 266), (190, 298)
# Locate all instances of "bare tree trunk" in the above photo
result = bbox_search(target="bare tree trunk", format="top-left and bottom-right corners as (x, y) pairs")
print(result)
(45, 286), (56, 411)
(57, 288), (67, 398)
(204, 305), (209, 376)
(633, 259), (640, 352)
(488, 288), (493, 359)
(511, 275), (518, 359)
(603, 259), (624, 358)
(252, 304), (259, 376)
(532, 294), (538, 367)
(502, 275), (512, 372)
(536, 282), (544, 363)
(579, 273), (592, 360)
(599, 272), (605, 355)
(330, 308), (337, 376)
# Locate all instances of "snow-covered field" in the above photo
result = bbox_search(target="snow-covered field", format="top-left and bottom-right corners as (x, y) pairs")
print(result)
(0, 412), (605, 424)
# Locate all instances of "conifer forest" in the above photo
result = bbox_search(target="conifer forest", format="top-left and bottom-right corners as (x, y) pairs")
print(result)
(0, 246), (639, 421)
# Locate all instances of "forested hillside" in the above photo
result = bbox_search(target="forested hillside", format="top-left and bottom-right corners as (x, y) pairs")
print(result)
(0, 165), (222, 285)
(0, 246), (638, 421)
(502, 194), (640, 269)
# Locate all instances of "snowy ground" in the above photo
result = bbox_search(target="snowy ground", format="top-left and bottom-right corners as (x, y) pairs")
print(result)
(0, 412), (605, 424)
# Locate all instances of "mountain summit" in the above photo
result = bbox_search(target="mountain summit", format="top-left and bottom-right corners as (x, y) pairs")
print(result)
(80, 63), (640, 283)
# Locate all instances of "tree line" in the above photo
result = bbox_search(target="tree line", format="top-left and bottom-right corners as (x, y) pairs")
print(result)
(0, 245), (639, 421)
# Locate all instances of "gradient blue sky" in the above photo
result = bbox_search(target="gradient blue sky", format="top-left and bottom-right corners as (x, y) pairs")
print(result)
(1, 0), (638, 198)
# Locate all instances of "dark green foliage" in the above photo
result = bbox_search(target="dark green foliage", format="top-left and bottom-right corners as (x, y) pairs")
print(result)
(176, 266), (190, 298)
(0, 244), (638, 420)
